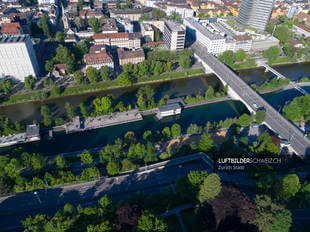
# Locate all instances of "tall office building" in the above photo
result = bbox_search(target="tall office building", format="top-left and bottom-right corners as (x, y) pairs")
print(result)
(237, 0), (274, 31)
(163, 20), (186, 50)
(0, 35), (39, 82)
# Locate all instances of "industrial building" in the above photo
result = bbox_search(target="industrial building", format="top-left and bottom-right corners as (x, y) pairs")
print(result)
(0, 35), (39, 81)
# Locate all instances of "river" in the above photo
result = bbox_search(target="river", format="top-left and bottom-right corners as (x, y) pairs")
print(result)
(0, 62), (309, 156)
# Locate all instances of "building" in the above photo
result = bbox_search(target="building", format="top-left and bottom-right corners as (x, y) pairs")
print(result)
(166, 4), (194, 19)
(141, 22), (154, 41)
(226, 34), (252, 52)
(93, 32), (141, 49)
(84, 45), (114, 70)
(184, 17), (225, 54)
(163, 20), (186, 50)
(237, 0), (275, 31)
(157, 103), (182, 119)
(102, 18), (118, 34)
(294, 12), (310, 26)
(287, 6), (299, 19)
(117, 48), (145, 65)
(109, 7), (152, 21)
(0, 22), (22, 35)
(293, 22), (310, 37)
(142, 19), (165, 32)
(0, 35), (39, 81)
(38, 0), (57, 4)
(271, 7), (288, 19)
(116, 18), (134, 33)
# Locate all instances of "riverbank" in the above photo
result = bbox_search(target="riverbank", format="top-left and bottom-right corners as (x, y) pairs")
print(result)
(0, 68), (207, 107)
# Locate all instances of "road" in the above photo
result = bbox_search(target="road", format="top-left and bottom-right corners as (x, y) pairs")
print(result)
(0, 154), (213, 231)
(192, 42), (310, 157)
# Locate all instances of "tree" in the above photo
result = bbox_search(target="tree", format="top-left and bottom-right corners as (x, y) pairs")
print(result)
(24, 75), (35, 90)
(137, 210), (167, 232)
(138, 13), (150, 24)
(238, 113), (251, 127)
(100, 66), (110, 81)
(251, 195), (292, 232)
(30, 153), (46, 171)
(205, 86), (214, 100)
(116, 0), (121, 8)
(152, 8), (166, 18)
(74, 70), (85, 85)
(283, 43), (294, 58)
(178, 55), (191, 69)
(275, 174), (301, 200)
(88, 16), (101, 33)
(144, 142), (157, 163)
(93, 96), (113, 114)
(86, 66), (100, 83)
(126, 0), (132, 8)
(106, 161), (120, 176)
(5, 158), (21, 178)
(171, 124), (181, 138)
(45, 60), (54, 72)
(0, 79), (13, 95)
(72, 41), (89, 61)
(235, 49), (246, 62)
(199, 133), (214, 152)
(198, 173), (222, 203)
(80, 151), (93, 166)
(274, 26), (290, 44)
(98, 194), (112, 209)
(136, 86), (155, 110)
(219, 50), (235, 67)
(55, 155), (66, 169)
(37, 14), (51, 37)
(65, 102), (75, 120)
(55, 31), (64, 42)
(187, 124), (202, 135)
(263, 46), (280, 63)
(169, 11), (182, 23)
(161, 127), (171, 139)
(118, 72), (132, 86)
(79, 102), (89, 118)
(255, 110), (266, 124)
(41, 105), (52, 127)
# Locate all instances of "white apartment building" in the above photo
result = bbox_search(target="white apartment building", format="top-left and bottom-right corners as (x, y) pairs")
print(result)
(0, 35), (39, 82)
(166, 5), (194, 19)
(184, 17), (226, 54)
(93, 32), (141, 49)
(163, 20), (186, 50)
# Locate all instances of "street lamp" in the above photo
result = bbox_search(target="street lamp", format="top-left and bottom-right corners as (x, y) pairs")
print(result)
(34, 191), (42, 204)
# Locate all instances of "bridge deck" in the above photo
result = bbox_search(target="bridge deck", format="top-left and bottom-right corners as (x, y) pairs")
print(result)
(192, 42), (310, 156)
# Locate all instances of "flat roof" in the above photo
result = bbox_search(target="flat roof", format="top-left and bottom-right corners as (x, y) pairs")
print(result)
(185, 17), (224, 40)
(165, 20), (185, 32)
(158, 103), (181, 112)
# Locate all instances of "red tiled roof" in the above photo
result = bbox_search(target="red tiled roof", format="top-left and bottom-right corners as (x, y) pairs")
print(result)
(233, 34), (252, 41)
(85, 51), (113, 65)
(1, 22), (21, 35)
(93, 32), (129, 40)
(117, 48), (145, 60)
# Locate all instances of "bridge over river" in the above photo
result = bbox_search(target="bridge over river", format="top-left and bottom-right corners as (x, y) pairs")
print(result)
(191, 42), (310, 157)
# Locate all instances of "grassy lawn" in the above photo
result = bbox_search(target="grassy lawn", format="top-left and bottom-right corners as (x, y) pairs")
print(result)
(165, 215), (183, 232)
(181, 208), (208, 232)
(269, 57), (297, 65)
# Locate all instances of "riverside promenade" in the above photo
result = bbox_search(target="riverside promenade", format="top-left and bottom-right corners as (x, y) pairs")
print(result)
(65, 110), (143, 134)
